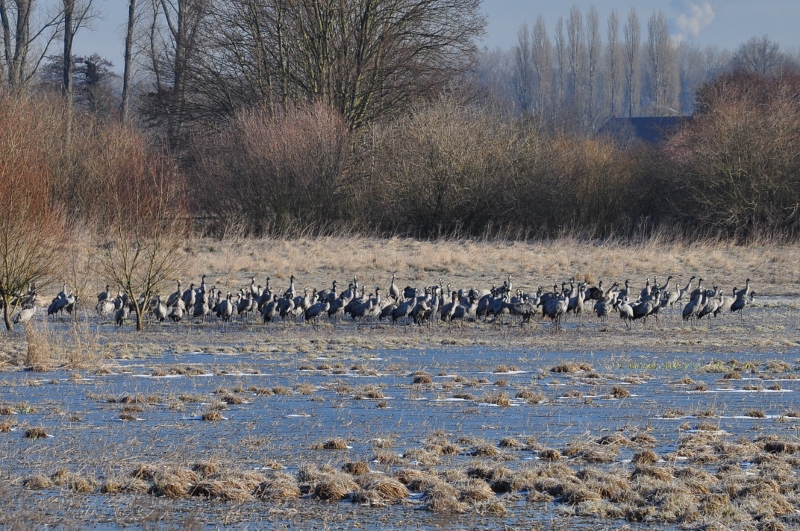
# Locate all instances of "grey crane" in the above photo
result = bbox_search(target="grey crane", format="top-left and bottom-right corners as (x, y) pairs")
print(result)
(13, 304), (36, 325)
(152, 295), (168, 324)
(389, 274), (402, 302)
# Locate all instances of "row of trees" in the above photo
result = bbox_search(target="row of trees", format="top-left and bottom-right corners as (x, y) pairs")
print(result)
(3, 2), (799, 142)
(192, 71), (800, 242)
(487, 9), (799, 135)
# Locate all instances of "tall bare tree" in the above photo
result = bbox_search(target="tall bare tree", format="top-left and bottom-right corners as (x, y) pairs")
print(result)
(731, 36), (789, 76)
(512, 23), (533, 113)
(187, 0), (485, 131)
(61, 0), (94, 145)
(585, 6), (601, 128)
(531, 15), (552, 116)
(554, 16), (567, 114)
(623, 8), (641, 117)
(0, 96), (65, 331)
(605, 9), (622, 118)
(120, 0), (136, 122)
(566, 6), (585, 120)
(94, 132), (189, 330)
(646, 10), (679, 115)
(143, 0), (210, 150)
(0, 0), (62, 90)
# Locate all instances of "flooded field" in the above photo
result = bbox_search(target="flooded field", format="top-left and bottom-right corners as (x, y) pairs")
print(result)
(2, 301), (800, 530)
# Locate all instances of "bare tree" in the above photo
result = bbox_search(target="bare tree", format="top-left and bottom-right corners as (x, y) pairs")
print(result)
(623, 8), (641, 117)
(94, 131), (189, 330)
(120, 0), (136, 122)
(604, 9), (622, 118)
(512, 23), (533, 113)
(554, 17), (567, 114)
(585, 6), (601, 128)
(185, 0), (485, 131)
(0, 0), (63, 90)
(0, 96), (65, 331)
(531, 15), (552, 116)
(646, 10), (679, 115)
(61, 0), (94, 145)
(142, 0), (210, 150)
(731, 36), (790, 76)
(566, 6), (585, 121)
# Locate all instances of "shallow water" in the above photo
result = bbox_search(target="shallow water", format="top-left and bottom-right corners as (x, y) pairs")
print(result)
(3, 337), (800, 529)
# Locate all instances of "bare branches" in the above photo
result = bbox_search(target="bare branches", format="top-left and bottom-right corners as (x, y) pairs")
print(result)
(0, 95), (66, 331)
(92, 128), (189, 330)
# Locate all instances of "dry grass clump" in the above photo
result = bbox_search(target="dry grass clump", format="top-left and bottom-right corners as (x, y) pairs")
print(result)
(0, 419), (12, 432)
(745, 409), (767, 418)
(479, 392), (510, 407)
(632, 450), (660, 465)
(313, 473), (359, 500)
(23, 474), (54, 489)
(597, 433), (631, 446)
(422, 480), (468, 513)
(355, 386), (384, 399)
(515, 387), (546, 403)
(551, 362), (592, 373)
(254, 472), (301, 500)
(294, 383), (316, 395)
(762, 439), (799, 454)
(722, 371), (742, 380)
(609, 385), (631, 398)
(493, 365), (519, 373)
(100, 477), (149, 494)
(0, 404), (14, 415)
(412, 372), (433, 384)
(220, 393), (246, 404)
(118, 413), (139, 421)
(51, 469), (97, 493)
(148, 467), (199, 498)
(24, 427), (48, 440)
(352, 475), (409, 505)
(201, 411), (224, 421)
(765, 360), (792, 372)
(402, 448), (440, 466)
(498, 437), (523, 449)
(341, 462), (370, 476)
(25, 325), (53, 371)
(191, 470), (265, 502)
(191, 461), (219, 477)
(539, 448), (562, 461)
(312, 437), (349, 450)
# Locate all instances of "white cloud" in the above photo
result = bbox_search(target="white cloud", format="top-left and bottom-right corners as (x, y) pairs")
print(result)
(674, 1), (716, 42)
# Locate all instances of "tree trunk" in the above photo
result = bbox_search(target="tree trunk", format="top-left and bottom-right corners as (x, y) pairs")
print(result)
(120, 0), (136, 122)
(3, 298), (12, 331)
(63, 0), (74, 145)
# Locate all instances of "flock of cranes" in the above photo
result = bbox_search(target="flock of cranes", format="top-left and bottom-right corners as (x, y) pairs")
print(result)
(2, 273), (757, 331)
(43, 272), (756, 332)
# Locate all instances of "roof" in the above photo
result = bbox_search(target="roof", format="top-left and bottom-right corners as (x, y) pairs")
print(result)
(598, 116), (692, 145)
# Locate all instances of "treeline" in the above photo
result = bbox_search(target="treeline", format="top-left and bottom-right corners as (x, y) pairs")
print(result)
(1, 2), (799, 243)
(192, 70), (800, 241)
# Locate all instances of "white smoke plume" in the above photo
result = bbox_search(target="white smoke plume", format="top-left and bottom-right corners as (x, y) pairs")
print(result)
(673, 1), (716, 42)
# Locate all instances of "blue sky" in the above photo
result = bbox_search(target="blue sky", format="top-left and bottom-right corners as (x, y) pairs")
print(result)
(72, 0), (800, 72)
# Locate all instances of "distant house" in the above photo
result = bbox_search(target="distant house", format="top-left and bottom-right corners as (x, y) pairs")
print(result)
(598, 116), (692, 146)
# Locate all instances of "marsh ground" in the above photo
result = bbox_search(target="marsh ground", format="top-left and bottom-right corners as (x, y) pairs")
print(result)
(1, 237), (799, 529)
